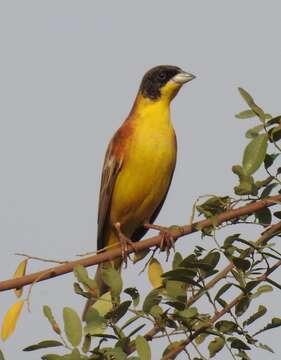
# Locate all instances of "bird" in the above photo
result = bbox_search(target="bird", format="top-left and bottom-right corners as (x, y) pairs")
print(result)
(83, 65), (195, 318)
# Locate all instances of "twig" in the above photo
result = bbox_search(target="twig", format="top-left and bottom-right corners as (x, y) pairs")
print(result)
(0, 194), (281, 292)
(161, 258), (281, 360)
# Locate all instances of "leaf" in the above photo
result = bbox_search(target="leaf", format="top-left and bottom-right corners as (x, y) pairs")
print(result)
(215, 320), (238, 334)
(258, 342), (274, 353)
(63, 307), (82, 347)
(1, 300), (25, 341)
(252, 284), (273, 299)
(142, 289), (161, 313)
(238, 87), (266, 121)
(133, 249), (150, 263)
(124, 287), (140, 307)
(235, 109), (257, 119)
(148, 259), (163, 288)
(235, 296), (250, 317)
(255, 317), (281, 336)
(101, 266), (123, 299)
(208, 336), (225, 358)
(228, 336), (251, 350)
(255, 207), (272, 225)
(260, 183), (278, 199)
(81, 335), (91, 353)
(165, 280), (186, 302)
(264, 153), (279, 169)
(177, 308), (198, 320)
(245, 124), (265, 139)
(43, 305), (61, 335)
(23, 340), (63, 352)
(105, 301), (131, 323)
(13, 259), (28, 297)
(172, 252), (183, 269)
(0, 350), (4, 360)
(135, 335), (151, 360)
(232, 257), (251, 272)
(41, 355), (64, 360)
(92, 291), (113, 316)
(215, 283), (232, 302)
(242, 134), (268, 175)
(73, 265), (97, 290)
(84, 308), (106, 335)
(162, 341), (184, 357)
(243, 305), (267, 327)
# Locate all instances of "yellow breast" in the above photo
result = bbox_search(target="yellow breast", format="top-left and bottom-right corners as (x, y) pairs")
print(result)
(109, 99), (177, 237)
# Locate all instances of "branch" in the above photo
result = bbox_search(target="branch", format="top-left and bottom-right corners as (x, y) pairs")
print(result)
(126, 220), (281, 355)
(161, 258), (281, 360)
(0, 194), (281, 292)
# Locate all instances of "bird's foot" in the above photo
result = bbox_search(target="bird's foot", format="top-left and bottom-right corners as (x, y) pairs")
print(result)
(144, 223), (175, 260)
(114, 222), (136, 267)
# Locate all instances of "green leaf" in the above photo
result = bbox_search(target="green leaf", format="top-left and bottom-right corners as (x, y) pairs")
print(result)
(258, 342), (274, 353)
(172, 252), (183, 269)
(208, 336), (225, 358)
(215, 320), (238, 334)
(228, 336), (251, 350)
(73, 265), (96, 290)
(177, 307), (198, 319)
(101, 266), (123, 299)
(135, 335), (151, 360)
(215, 283), (232, 301)
(252, 284), (273, 299)
(243, 305), (267, 327)
(124, 287), (140, 307)
(255, 317), (281, 336)
(0, 350), (4, 360)
(245, 124), (265, 139)
(242, 134), (268, 175)
(41, 355), (64, 360)
(238, 87), (266, 121)
(264, 153), (279, 169)
(81, 334), (91, 353)
(142, 289), (161, 314)
(165, 280), (186, 302)
(162, 341), (184, 357)
(43, 305), (61, 335)
(23, 340), (63, 352)
(63, 307), (82, 347)
(235, 296), (250, 317)
(255, 207), (272, 225)
(84, 308), (106, 335)
(162, 268), (198, 285)
(260, 183), (278, 199)
(232, 257), (251, 272)
(105, 301), (131, 323)
(235, 109), (257, 119)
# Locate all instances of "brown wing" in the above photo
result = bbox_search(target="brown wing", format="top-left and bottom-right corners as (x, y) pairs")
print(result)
(97, 140), (123, 251)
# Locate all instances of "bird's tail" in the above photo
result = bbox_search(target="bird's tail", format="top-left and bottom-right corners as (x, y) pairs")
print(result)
(82, 259), (122, 321)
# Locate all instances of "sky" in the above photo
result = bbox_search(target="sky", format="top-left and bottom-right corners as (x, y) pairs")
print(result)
(0, 1), (281, 359)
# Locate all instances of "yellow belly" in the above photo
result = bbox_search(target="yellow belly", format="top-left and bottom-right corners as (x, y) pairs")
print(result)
(109, 112), (176, 241)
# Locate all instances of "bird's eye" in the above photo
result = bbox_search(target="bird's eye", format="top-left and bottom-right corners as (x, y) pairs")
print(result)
(158, 71), (166, 80)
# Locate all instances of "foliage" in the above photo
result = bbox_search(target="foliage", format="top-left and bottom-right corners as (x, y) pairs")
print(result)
(2, 88), (281, 359)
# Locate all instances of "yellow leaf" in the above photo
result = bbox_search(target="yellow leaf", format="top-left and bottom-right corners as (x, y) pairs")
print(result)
(1, 300), (25, 341)
(148, 259), (163, 288)
(92, 292), (113, 316)
(13, 259), (28, 297)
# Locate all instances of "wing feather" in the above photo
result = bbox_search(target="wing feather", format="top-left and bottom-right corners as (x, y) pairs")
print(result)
(97, 141), (123, 250)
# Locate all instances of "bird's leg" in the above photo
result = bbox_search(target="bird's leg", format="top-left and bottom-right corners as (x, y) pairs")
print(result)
(114, 222), (136, 266)
(144, 223), (175, 260)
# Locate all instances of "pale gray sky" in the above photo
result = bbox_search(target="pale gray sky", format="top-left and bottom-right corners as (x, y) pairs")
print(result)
(1, 1), (281, 359)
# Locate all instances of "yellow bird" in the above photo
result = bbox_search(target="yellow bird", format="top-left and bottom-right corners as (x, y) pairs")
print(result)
(84, 65), (195, 317)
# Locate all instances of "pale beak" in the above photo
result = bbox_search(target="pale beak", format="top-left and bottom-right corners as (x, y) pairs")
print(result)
(171, 71), (196, 84)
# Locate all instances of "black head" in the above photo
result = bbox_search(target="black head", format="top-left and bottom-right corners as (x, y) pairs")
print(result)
(139, 65), (195, 101)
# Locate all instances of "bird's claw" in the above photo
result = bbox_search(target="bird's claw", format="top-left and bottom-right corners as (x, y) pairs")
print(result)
(114, 222), (136, 267)
(144, 223), (175, 260)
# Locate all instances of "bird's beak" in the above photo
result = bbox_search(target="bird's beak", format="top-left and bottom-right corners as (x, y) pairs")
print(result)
(171, 71), (196, 84)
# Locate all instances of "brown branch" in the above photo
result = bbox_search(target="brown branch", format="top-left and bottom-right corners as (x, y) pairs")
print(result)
(0, 194), (281, 292)
(126, 220), (281, 355)
(161, 258), (281, 360)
